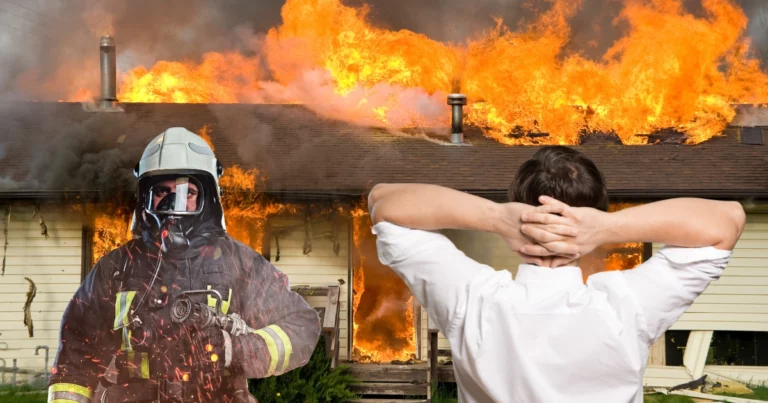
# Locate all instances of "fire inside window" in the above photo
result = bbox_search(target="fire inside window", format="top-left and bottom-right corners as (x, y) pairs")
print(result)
(580, 203), (646, 276)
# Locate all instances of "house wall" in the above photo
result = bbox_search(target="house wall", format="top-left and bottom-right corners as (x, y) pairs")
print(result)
(0, 204), (83, 380)
(665, 214), (768, 331)
(268, 216), (350, 361)
(644, 213), (768, 387)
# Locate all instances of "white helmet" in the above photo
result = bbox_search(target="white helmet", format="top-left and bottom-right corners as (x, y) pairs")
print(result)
(131, 127), (226, 236)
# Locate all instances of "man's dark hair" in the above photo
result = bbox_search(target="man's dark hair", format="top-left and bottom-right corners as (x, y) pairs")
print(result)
(509, 146), (609, 211)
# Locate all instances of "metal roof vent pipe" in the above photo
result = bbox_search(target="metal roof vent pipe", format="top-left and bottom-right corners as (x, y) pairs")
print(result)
(448, 94), (467, 144)
(96, 35), (122, 111)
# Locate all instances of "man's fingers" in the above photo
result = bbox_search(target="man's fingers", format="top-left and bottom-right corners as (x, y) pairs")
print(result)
(539, 241), (580, 256)
(531, 201), (565, 215)
(539, 195), (569, 211)
(520, 242), (578, 256)
(519, 244), (557, 257)
(520, 212), (569, 226)
(526, 223), (577, 237)
(521, 224), (566, 244)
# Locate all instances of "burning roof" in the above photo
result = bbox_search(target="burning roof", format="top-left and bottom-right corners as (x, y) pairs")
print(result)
(0, 101), (765, 201)
(4, 0), (768, 146)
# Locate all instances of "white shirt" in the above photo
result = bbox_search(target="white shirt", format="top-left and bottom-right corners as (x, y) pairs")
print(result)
(372, 222), (732, 403)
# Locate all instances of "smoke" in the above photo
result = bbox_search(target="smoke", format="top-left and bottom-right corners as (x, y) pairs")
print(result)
(0, 0), (282, 100)
(258, 69), (449, 128)
(0, 101), (148, 199)
(2, 0), (767, 101)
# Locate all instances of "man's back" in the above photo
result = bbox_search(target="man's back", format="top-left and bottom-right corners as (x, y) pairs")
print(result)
(373, 222), (731, 403)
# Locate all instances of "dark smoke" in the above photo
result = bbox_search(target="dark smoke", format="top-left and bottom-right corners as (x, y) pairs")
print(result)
(0, 101), (146, 200)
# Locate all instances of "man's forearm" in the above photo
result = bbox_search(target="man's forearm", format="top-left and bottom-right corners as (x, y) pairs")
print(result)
(601, 198), (745, 250)
(368, 183), (502, 233)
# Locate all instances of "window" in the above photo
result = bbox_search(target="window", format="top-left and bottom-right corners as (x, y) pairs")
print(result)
(665, 330), (691, 366)
(580, 203), (646, 274)
(707, 331), (768, 366)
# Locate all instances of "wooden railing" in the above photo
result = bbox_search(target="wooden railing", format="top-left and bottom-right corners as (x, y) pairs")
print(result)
(292, 280), (343, 369)
(428, 328), (456, 384)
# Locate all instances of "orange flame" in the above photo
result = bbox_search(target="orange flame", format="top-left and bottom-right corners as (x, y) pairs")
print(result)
(118, 52), (264, 103)
(92, 209), (133, 263)
(68, 0), (768, 145)
(197, 125), (215, 152)
(351, 211), (417, 362)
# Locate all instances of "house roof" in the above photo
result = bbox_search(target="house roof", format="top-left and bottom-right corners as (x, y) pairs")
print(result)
(1, 102), (766, 201)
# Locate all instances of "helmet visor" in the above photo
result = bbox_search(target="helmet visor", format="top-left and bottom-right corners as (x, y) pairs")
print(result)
(144, 176), (204, 216)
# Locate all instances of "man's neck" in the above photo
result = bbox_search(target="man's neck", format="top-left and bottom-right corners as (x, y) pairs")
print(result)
(524, 258), (580, 268)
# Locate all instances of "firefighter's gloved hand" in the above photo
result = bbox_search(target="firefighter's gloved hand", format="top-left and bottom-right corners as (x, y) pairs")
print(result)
(192, 327), (233, 369)
(225, 313), (253, 337)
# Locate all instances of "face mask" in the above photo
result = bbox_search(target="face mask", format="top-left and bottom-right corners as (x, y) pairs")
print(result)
(144, 177), (204, 253)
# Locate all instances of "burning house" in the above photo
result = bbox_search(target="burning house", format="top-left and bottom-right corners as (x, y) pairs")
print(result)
(0, 0), (768, 399)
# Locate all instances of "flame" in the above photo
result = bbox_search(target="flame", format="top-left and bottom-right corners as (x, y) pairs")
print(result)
(265, 0), (459, 96)
(197, 125), (215, 152)
(65, 0), (768, 145)
(92, 209), (133, 263)
(351, 211), (417, 363)
(219, 165), (302, 253)
(463, 0), (768, 144)
(118, 52), (265, 103)
(580, 203), (645, 279)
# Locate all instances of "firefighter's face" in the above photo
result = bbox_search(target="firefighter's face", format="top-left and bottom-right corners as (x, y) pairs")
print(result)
(152, 179), (199, 212)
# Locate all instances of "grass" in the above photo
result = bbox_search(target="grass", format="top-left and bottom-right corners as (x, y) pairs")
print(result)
(714, 385), (768, 401)
(643, 394), (695, 403)
(0, 385), (46, 403)
(431, 383), (459, 403)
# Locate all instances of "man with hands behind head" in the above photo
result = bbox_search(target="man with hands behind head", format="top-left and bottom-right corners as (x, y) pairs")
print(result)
(368, 146), (745, 403)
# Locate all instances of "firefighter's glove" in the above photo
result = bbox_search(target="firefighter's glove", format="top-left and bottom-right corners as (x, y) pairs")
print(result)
(225, 313), (254, 337)
(193, 326), (233, 369)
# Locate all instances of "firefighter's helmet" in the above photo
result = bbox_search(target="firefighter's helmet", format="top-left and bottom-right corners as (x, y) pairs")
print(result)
(131, 127), (226, 234)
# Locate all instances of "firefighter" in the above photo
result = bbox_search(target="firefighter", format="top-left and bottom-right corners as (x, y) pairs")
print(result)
(47, 127), (321, 403)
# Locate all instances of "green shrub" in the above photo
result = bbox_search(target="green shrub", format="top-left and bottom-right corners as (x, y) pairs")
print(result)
(249, 337), (358, 403)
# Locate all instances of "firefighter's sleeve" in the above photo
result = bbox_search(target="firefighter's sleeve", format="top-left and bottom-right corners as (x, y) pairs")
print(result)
(48, 259), (119, 403)
(231, 254), (321, 378)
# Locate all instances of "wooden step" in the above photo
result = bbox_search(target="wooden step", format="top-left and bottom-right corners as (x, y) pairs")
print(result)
(349, 363), (428, 383)
(350, 382), (428, 396)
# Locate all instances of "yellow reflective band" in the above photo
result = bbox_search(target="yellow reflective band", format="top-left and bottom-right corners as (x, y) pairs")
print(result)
(268, 325), (293, 374)
(113, 291), (136, 330)
(206, 285), (232, 315)
(141, 352), (150, 379)
(254, 329), (279, 376)
(120, 328), (132, 351)
(113, 293), (122, 330)
(127, 351), (150, 379)
(49, 383), (93, 398)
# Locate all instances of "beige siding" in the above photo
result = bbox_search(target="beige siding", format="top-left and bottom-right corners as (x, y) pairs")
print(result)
(432, 230), (523, 350)
(654, 214), (768, 331)
(269, 216), (350, 360)
(643, 366), (691, 388)
(0, 205), (82, 379)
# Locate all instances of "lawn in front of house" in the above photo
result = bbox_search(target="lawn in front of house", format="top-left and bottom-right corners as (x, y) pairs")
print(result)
(0, 385), (46, 403)
(643, 394), (695, 403)
(715, 385), (768, 401)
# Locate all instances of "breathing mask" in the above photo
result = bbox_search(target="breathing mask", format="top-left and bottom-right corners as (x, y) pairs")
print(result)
(144, 176), (205, 253)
